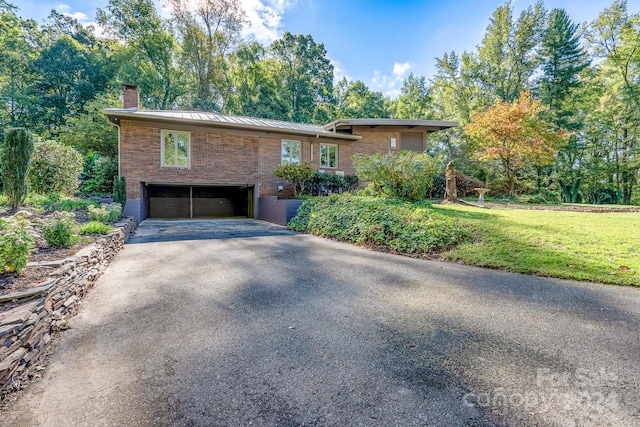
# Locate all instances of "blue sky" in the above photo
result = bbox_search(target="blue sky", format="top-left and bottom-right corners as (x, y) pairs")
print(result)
(15, 0), (640, 97)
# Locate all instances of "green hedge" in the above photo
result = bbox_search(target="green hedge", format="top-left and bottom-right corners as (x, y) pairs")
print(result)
(288, 194), (469, 254)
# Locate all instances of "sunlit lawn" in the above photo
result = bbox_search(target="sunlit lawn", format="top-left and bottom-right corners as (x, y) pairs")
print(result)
(433, 204), (640, 286)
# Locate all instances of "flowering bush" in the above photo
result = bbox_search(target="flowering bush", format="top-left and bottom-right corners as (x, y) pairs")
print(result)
(36, 211), (79, 247)
(88, 203), (122, 224)
(0, 211), (37, 273)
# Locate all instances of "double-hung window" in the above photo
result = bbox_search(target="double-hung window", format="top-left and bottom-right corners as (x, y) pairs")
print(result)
(320, 144), (338, 169)
(162, 130), (190, 168)
(281, 140), (301, 164)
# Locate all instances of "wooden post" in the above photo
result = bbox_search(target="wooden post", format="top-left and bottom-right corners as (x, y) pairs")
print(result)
(444, 161), (457, 202)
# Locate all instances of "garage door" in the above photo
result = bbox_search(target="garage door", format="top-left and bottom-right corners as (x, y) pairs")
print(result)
(147, 185), (253, 219)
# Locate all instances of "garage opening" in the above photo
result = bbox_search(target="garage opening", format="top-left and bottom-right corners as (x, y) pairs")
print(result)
(146, 184), (254, 219)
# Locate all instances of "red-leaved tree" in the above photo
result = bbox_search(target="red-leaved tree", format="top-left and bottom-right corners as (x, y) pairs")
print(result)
(465, 91), (568, 195)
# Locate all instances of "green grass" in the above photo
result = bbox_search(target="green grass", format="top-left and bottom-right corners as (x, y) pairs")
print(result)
(433, 204), (640, 286)
(80, 221), (113, 235)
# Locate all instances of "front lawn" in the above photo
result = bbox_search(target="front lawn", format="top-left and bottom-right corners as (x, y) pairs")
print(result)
(434, 203), (640, 286)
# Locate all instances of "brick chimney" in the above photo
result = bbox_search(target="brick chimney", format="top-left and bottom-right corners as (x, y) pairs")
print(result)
(123, 84), (139, 109)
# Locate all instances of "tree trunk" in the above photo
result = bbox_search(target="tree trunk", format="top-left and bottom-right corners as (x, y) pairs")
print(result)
(444, 161), (457, 202)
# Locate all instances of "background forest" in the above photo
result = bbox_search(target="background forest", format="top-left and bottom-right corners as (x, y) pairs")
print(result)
(0, 0), (638, 204)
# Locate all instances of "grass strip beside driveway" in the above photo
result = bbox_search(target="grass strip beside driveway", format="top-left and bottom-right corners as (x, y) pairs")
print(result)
(435, 204), (640, 286)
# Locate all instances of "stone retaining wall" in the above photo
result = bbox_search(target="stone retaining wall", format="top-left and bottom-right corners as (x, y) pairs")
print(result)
(0, 218), (137, 391)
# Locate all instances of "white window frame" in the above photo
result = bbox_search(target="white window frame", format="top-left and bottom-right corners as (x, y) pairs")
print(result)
(161, 130), (191, 168)
(320, 143), (338, 169)
(281, 140), (301, 165)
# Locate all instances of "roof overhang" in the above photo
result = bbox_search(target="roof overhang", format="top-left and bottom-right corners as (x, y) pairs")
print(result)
(103, 109), (362, 141)
(323, 118), (458, 133)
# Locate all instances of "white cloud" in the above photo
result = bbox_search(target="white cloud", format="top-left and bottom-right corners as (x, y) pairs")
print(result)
(330, 57), (350, 83)
(56, 4), (72, 12)
(160, 0), (292, 43)
(370, 61), (411, 98)
(240, 0), (294, 43)
(392, 61), (411, 77)
(63, 11), (89, 22)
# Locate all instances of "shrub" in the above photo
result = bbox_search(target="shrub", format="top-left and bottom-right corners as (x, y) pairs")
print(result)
(1, 128), (34, 210)
(274, 161), (314, 196)
(80, 154), (118, 194)
(28, 140), (84, 195)
(88, 203), (122, 223)
(352, 151), (437, 201)
(0, 211), (37, 273)
(36, 211), (79, 247)
(50, 197), (99, 212)
(112, 176), (126, 208)
(80, 221), (113, 235)
(304, 172), (359, 196)
(288, 193), (469, 254)
(515, 188), (561, 204)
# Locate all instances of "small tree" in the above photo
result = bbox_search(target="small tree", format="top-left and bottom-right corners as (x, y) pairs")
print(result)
(465, 91), (568, 196)
(28, 140), (84, 195)
(274, 161), (314, 197)
(1, 128), (34, 210)
(113, 176), (127, 208)
(352, 151), (438, 201)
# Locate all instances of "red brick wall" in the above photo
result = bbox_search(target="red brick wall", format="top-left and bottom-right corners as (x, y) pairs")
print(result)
(119, 122), (413, 200)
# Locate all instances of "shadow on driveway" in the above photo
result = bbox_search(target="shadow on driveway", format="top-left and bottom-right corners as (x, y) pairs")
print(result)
(127, 219), (298, 244)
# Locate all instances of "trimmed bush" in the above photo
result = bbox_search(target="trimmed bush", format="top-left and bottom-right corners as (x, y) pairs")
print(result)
(1, 128), (34, 210)
(88, 203), (122, 223)
(288, 194), (469, 254)
(80, 221), (113, 235)
(36, 211), (79, 247)
(352, 151), (437, 201)
(28, 140), (84, 195)
(0, 211), (37, 273)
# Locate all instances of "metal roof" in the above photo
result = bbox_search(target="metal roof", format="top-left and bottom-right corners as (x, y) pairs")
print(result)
(102, 109), (362, 140)
(323, 118), (458, 131)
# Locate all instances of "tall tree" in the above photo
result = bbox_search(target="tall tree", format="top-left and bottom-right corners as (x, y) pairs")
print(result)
(225, 41), (288, 119)
(168, 0), (246, 111)
(474, 1), (546, 103)
(268, 32), (334, 124)
(393, 73), (432, 119)
(536, 8), (589, 128)
(583, 0), (640, 204)
(97, 0), (185, 109)
(465, 91), (567, 195)
(31, 35), (110, 134)
(0, 2), (38, 129)
(334, 78), (387, 119)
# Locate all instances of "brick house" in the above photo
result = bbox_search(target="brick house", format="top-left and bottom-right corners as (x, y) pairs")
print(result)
(103, 85), (457, 221)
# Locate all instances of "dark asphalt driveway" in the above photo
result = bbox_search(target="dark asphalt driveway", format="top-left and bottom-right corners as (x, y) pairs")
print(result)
(2, 219), (639, 426)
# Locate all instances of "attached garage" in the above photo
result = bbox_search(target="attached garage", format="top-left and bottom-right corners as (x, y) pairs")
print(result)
(145, 184), (256, 219)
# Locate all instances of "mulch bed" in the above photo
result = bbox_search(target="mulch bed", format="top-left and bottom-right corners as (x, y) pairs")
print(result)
(0, 208), (97, 296)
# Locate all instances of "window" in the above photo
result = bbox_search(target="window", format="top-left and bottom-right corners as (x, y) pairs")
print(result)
(281, 140), (301, 164)
(162, 130), (190, 168)
(320, 144), (338, 169)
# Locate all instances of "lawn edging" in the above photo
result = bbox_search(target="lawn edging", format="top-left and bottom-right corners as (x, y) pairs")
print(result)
(0, 217), (138, 392)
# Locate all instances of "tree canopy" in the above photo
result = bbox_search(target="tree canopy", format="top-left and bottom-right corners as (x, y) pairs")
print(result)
(0, 0), (639, 204)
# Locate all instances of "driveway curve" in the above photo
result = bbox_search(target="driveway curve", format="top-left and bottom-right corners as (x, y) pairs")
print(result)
(2, 219), (639, 426)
